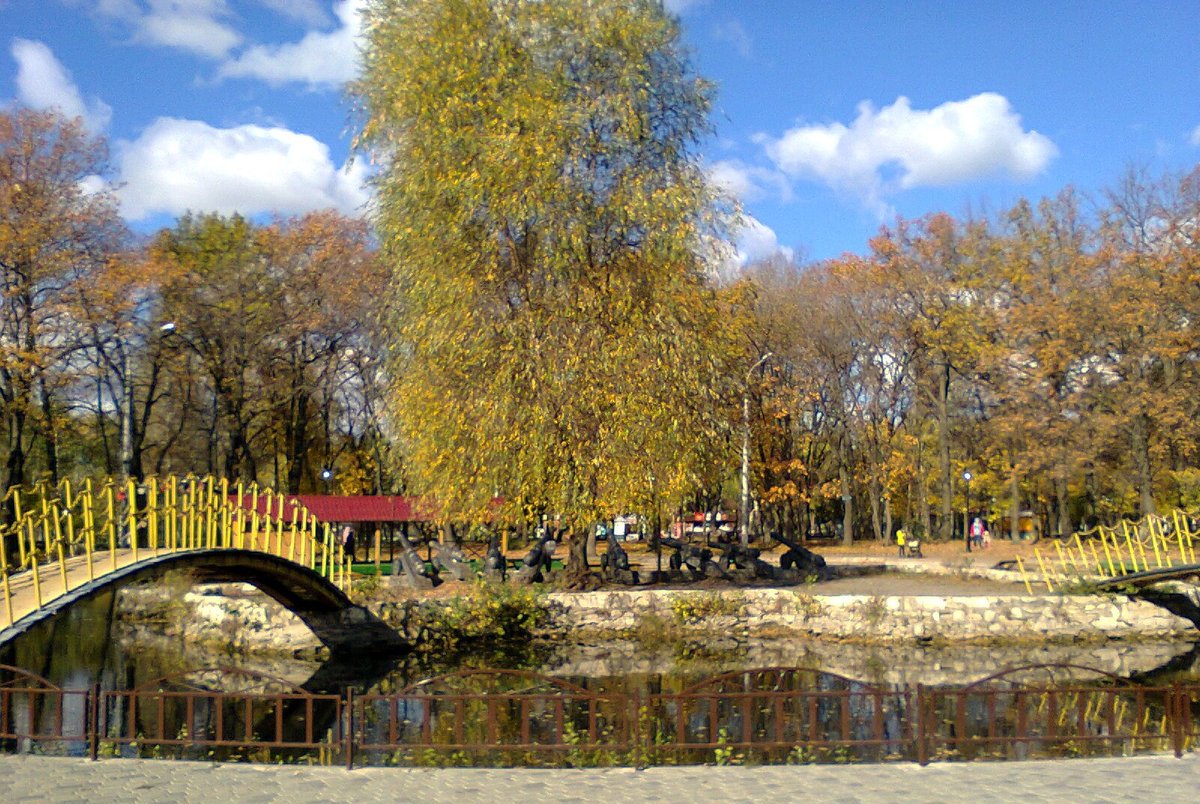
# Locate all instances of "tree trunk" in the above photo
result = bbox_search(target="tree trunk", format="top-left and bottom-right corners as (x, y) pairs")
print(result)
(937, 361), (952, 541)
(840, 465), (852, 546)
(38, 378), (59, 484)
(868, 474), (882, 541)
(1054, 472), (1071, 538)
(1131, 415), (1156, 515)
(918, 443), (931, 539)
(1009, 462), (1020, 542)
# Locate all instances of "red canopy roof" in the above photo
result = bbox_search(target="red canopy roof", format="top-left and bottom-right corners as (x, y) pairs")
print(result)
(289, 495), (428, 523)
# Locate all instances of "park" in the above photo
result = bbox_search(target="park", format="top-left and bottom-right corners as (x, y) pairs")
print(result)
(3, 0), (1200, 793)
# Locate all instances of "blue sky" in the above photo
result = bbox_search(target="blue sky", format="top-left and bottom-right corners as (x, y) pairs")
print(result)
(3, 1), (1199, 263)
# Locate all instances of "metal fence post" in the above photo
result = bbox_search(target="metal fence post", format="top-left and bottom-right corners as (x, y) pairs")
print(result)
(1171, 683), (1184, 759)
(344, 689), (355, 770)
(916, 684), (929, 766)
(89, 683), (100, 761)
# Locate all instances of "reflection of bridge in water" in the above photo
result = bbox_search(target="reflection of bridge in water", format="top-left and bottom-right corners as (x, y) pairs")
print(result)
(0, 476), (404, 655)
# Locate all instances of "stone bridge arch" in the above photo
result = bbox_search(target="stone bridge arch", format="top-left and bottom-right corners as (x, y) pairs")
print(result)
(0, 550), (406, 656)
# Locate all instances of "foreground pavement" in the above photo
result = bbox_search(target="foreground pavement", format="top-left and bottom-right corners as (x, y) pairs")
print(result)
(1, 754), (1197, 803)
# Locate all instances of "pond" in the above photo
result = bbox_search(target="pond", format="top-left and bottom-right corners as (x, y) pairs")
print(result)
(2, 592), (1198, 766)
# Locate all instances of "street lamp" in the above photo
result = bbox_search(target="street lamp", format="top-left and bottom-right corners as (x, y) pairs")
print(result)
(740, 352), (774, 548)
(962, 470), (973, 553)
(321, 468), (333, 494)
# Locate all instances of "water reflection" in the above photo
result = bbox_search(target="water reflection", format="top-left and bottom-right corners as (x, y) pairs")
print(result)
(2, 592), (1198, 697)
(2, 595), (1199, 766)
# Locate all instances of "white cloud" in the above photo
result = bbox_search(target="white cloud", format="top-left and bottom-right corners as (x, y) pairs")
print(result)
(664, 0), (706, 14)
(707, 159), (790, 203)
(115, 117), (369, 220)
(708, 215), (793, 283)
(139, 0), (241, 58)
(11, 39), (113, 130)
(735, 215), (793, 266)
(759, 93), (1057, 213)
(218, 0), (362, 89)
(72, 0), (242, 59)
(1190, 125), (1200, 147)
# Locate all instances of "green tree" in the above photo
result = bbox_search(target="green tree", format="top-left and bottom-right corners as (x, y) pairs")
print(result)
(354, 0), (740, 577)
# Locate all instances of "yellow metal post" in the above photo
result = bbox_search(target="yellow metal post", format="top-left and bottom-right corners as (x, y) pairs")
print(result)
(219, 477), (230, 548)
(1101, 533), (1118, 577)
(234, 481), (245, 550)
(204, 476), (215, 549)
(1, 531), (13, 626)
(52, 501), (68, 592)
(105, 483), (117, 569)
(12, 489), (26, 568)
(288, 506), (298, 562)
(1186, 522), (1197, 564)
(82, 480), (95, 582)
(27, 519), (42, 609)
(275, 493), (286, 556)
(322, 523), (332, 578)
(148, 476), (159, 558)
(1033, 549), (1055, 592)
(1014, 555), (1033, 594)
(374, 529), (381, 576)
(249, 484), (260, 552)
(1087, 539), (1103, 577)
(1149, 517), (1164, 568)
(262, 487), (275, 553)
(1053, 540), (1073, 581)
(127, 479), (139, 564)
(1120, 522), (1138, 573)
(1133, 522), (1151, 571)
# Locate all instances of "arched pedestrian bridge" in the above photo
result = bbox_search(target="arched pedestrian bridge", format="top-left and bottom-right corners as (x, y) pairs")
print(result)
(0, 476), (405, 655)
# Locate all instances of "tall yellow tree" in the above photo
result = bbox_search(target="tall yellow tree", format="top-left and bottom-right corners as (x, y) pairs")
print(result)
(0, 108), (124, 492)
(353, 0), (740, 575)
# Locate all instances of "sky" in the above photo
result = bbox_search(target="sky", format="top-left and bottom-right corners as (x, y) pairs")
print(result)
(3, 0), (1199, 264)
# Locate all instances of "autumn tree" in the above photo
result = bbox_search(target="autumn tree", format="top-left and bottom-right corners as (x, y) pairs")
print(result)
(259, 211), (388, 493)
(0, 108), (125, 494)
(354, 0), (741, 575)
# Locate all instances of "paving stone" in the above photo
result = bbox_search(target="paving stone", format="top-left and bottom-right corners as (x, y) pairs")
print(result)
(0, 754), (1198, 802)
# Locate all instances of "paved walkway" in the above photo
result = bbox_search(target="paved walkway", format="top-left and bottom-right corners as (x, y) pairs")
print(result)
(1, 754), (1196, 803)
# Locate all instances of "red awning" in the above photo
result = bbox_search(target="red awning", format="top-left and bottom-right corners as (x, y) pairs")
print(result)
(288, 495), (429, 523)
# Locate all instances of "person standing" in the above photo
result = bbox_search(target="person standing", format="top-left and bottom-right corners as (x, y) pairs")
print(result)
(896, 527), (907, 558)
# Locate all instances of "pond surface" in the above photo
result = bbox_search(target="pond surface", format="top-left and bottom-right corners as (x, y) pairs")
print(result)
(3, 592), (1199, 766)
(4, 591), (1199, 695)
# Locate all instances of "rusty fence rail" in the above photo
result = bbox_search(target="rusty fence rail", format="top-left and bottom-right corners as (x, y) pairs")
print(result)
(2, 664), (1197, 767)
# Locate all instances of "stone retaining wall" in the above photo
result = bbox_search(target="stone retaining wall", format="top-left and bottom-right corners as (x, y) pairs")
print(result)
(544, 588), (1197, 643)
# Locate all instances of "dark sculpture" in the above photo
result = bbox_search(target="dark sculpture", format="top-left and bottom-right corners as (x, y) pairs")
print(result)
(432, 539), (474, 582)
(484, 534), (506, 580)
(599, 536), (638, 584)
(513, 535), (557, 584)
(660, 537), (727, 579)
(771, 531), (829, 579)
(391, 529), (435, 590)
(710, 541), (777, 579)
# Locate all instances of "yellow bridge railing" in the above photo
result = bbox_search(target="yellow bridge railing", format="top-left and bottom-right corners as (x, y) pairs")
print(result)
(1, 475), (349, 631)
(1024, 510), (1199, 592)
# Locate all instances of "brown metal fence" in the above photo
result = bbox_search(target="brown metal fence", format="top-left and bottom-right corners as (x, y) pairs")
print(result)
(1, 663), (1197, 767)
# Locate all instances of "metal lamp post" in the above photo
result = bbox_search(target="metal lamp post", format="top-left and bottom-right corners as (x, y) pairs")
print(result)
(963, 470), (973, 553)
(321, 468), (333, 494)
